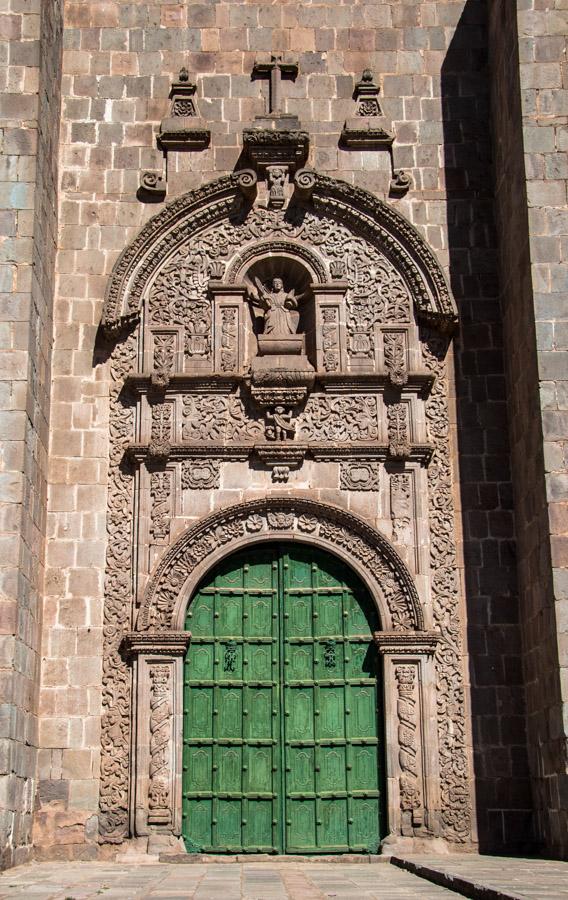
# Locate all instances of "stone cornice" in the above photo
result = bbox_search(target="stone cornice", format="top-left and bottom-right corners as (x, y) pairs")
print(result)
(121, 632), (191, 657)
(373, 631), (439, 655)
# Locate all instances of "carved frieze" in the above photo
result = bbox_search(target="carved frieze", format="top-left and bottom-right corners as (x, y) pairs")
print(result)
(182, 394), (263, 443)
(298, 395), (379, 442)
(148, 665), (172, 825)
(340, 461), (381, 491)
(182, 459), (220, 490)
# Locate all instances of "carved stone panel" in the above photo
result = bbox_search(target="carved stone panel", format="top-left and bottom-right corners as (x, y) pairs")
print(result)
(395, 664), (423, 834)
(340, 461), (381, 491)
(383, 330), (408, 388)
(390, 473), (412, 545)
(387, 402), (411, 458)
(298, 395), (380, 442)
(150, 471), (173, 544)
(182, 459), (220, 490)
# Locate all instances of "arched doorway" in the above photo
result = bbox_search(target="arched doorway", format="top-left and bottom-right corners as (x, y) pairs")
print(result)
(182, 542), (386, 854)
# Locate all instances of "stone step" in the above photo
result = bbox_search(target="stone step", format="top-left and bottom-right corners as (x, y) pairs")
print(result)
(159, 852), (388, 864)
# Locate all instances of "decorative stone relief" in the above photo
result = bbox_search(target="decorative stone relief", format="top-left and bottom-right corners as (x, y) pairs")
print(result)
(102, 173), (456, 335)
(384, 331), (408, 387)
(220, 307), (238, 372)
(340, 461), (381, 491)
(395, 665), (423, 832)
(151, 332), (176, 388)
(181, 460), (220, 490)
(150, 472), (172, 544)
(99, 333), (137, 842)
(149, 402), (174, 461)
(298, 395), (379, 442)
(148, 665), (172, 825)
(143, 207), (410, 371)
(387, 403), (410, 458)
(422, 332), (471, 843)
(267, 165), (287, 209)
(182, 394), (263, 443)
(138, 498), (423, 633)
(322, 308), (340, 372)
(390, 473), (412, 543)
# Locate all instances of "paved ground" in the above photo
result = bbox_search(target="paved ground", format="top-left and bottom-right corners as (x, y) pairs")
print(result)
(0, 860), (456, 900)
(392, 854), (568, 900)
(1, 856), (568, 899)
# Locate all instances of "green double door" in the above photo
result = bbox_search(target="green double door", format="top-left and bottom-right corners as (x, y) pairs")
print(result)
(182, 543), (385, 854)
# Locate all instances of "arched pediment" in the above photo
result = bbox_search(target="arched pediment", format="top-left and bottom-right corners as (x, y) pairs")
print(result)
(137, 497), (424, 633)
(101, 172), (457, 335)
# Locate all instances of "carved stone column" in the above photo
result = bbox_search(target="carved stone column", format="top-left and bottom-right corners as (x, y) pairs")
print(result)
(373, 631), (440, 840)
(312, 282), (348, 373)
(123, 632), (191, 837)
(209, 283), (248, 374)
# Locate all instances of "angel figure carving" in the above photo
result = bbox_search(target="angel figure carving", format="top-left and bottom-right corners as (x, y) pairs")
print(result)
(248, 276), (301, 337)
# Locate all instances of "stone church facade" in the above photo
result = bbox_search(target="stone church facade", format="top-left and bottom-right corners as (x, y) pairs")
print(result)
(1, 0), (567, 867)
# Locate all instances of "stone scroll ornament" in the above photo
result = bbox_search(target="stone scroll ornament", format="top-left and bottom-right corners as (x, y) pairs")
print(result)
(138, 498), (423, 633)
(148, 665), (172, 825)
(422, 331), (472, 843)
(99, 332), (137, 843)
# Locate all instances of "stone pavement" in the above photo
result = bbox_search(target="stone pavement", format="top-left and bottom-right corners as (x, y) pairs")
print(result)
(1, 857), (568, 900)
(0, 860), (456, 900)
(392, 855), (568, 900)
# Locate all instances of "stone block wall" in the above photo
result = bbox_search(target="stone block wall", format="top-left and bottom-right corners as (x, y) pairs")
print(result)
(489, 0), (568, 859)
(3, 0), (532, 860)
(0, 0), (63, 870)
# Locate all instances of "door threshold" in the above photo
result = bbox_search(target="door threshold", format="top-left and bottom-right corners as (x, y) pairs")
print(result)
(159, 853), (388, 864)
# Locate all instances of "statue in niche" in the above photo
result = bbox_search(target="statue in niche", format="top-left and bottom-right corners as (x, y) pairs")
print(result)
(248, 276), (302, 337)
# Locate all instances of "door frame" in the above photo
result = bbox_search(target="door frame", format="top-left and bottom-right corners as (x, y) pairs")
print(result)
(125, 499), (442, 848)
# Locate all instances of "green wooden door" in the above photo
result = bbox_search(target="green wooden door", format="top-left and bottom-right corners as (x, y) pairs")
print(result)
(183, 543), (384, 854)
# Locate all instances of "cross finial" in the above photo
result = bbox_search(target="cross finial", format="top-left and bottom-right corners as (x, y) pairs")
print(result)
(252, 55), (299, 115)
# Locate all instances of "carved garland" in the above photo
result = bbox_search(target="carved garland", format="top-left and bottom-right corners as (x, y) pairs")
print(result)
(138, 498), (424, 632)
(422, 332), (472, 842)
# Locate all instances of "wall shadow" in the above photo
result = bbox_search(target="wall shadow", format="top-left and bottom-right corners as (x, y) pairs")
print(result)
(441, 0), (535, 854)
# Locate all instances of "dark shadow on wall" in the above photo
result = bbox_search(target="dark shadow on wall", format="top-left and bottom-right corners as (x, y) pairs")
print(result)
(441, 0), (535, 854)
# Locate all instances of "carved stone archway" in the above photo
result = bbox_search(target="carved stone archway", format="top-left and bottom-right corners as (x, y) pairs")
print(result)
(126, 498), (441, 846)
(138, 497), (424, 632)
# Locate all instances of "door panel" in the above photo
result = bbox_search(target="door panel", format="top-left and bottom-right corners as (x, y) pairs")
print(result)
(183, 542), (384, 854)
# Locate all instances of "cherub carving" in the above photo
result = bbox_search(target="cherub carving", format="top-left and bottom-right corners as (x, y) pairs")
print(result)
(248, 276), (301, 337)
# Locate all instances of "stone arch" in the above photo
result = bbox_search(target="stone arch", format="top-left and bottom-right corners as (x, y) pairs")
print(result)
(137, 497), (424, 633)
(101, 172), (457, 335)
(225, 239), (328, 285)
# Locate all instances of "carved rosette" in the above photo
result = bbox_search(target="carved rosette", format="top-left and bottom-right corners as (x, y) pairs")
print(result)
(99, 333), (137, 843)
(148, 665), (173, 824)
(138, 499), (423, 634)
(395, 665), (423, 832)
(423, 333), (472, 843)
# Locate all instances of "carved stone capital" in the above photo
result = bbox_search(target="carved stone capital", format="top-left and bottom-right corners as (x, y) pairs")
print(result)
(373, 631), (439, 656)
(122, 632), (191, 657)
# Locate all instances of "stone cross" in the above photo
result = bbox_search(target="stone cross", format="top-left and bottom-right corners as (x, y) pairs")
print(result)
(252, 55), (298, 115)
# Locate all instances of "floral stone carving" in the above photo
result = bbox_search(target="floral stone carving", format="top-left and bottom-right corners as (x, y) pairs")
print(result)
(138, 498), (423, 633)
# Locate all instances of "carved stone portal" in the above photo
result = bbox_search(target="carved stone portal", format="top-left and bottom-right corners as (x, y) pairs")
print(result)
(99, 171), (471, 854)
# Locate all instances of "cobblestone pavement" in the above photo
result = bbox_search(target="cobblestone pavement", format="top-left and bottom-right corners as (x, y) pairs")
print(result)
(0, 861), (456, 899)
(392, 855), (568, 900)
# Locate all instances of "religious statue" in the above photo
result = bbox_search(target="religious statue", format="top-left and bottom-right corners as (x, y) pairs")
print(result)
(248, 276), (301, 337)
